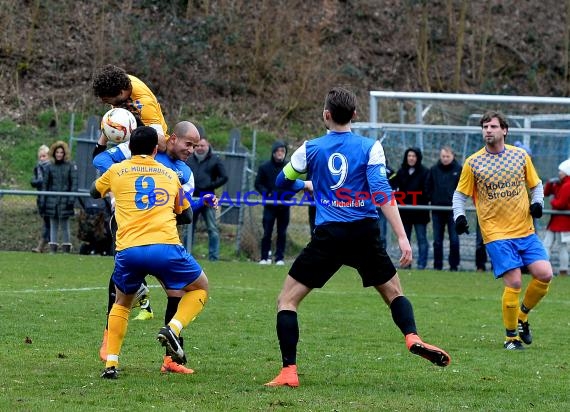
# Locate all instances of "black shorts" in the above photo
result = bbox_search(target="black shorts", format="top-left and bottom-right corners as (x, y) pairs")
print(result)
(289, 218), (396, 288)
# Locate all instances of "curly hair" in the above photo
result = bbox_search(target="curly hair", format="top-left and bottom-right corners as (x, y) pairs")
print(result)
(49, 140), (71, 162)
(92, 65), (131, 98)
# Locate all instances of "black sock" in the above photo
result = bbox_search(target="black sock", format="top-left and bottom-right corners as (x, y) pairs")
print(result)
(107, 276), (116, 315)
(165, 296), (182, 357)
(277, 310), (299, 367)
(165, 296), (181, 324)
(390, 296), (417, 336)
(506, 329), (518, 338)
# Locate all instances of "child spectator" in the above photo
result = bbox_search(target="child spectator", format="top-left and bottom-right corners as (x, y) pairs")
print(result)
(30, 144), (51, 252)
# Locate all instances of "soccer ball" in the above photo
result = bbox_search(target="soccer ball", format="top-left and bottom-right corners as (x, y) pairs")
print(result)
(101, 108), (137, 144)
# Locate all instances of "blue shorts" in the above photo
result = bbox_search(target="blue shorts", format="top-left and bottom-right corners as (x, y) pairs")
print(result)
(112, 244), (202, 294)
(486, 234), (548, 278)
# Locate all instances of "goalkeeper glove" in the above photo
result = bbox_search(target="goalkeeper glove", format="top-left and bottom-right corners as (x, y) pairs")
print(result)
(530, 203), (543, 219)
(455, 215), (470, 235)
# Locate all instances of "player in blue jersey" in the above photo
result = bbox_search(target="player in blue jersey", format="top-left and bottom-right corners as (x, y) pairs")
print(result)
(264, 87), (451, 387)
(94, 121), (218, 374)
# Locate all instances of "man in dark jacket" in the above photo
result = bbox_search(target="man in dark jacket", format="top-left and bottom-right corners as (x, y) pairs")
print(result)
(186, 137), (228, 261)
(391, 147), (430, 269)
(426, 146), (462, 271)
(255, 141), (291, 265)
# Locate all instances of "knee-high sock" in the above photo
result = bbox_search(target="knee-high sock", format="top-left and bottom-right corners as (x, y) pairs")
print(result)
(105, 303), (130, 368)
(165, 296), (182, 357)
(519, 278), (550, 322)
(166, 296), (182, 324)
(168, 289), (208, 335)
(502, 287), (520, 336)
(276, 310), (298, 367)
(390, 296), (417, 336)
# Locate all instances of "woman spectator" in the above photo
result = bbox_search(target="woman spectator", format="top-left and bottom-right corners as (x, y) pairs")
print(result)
(42, 141), (78, 253)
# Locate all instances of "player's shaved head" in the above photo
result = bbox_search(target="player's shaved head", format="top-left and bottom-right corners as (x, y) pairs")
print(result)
(173, 121), (200, 139)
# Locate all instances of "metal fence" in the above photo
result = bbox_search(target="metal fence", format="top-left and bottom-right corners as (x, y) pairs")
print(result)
(357, 91), (570, 179)
(2, 189), (568, 270)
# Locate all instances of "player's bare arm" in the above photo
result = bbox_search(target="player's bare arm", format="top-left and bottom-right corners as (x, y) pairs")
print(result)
(379, 202), (412, 267)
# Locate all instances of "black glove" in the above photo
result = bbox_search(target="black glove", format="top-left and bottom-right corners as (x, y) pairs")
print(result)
(455, 215), (470, 235)
(530, 203), (543, 219)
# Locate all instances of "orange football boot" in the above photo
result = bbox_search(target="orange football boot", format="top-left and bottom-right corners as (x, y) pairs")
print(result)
(161, 356), (194, 374)
(264, 365), (299, 387)
(406, 333), (451, 367)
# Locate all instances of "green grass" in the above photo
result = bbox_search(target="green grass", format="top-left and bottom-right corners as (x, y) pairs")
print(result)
(1, 252), (570, 411)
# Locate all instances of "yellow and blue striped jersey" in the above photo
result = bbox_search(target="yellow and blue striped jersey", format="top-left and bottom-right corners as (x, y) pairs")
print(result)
(94, 155), (189, 250)
(456, 144), (541, 243)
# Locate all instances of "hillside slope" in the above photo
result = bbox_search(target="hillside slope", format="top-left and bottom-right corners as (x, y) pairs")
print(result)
(1, 0), (569, 135)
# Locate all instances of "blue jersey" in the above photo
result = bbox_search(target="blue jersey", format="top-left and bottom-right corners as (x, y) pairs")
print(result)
(154, 152), (194, 195)
(93, 142), (201, 209)
(286, 131), (392, 225)
(93, 142), (132, 174)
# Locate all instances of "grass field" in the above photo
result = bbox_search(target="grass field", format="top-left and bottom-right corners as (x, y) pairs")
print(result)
(2, 251), (570, 411)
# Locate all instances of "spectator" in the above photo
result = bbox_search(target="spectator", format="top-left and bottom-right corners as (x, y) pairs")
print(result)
(543, 159), (570, 276)
(391, 147), (430, 269)
(255, 141), (291, 265)
(426, 146), (462, 271)
(30, 144), (51, 253)
(42, 141), (78, 253)
(186, 137), (228, 261)
(514, 140), (532, 157)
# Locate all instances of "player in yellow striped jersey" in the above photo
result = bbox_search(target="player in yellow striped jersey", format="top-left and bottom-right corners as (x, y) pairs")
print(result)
(452, 110), (553, 350)
(91, 127), (209, 379)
